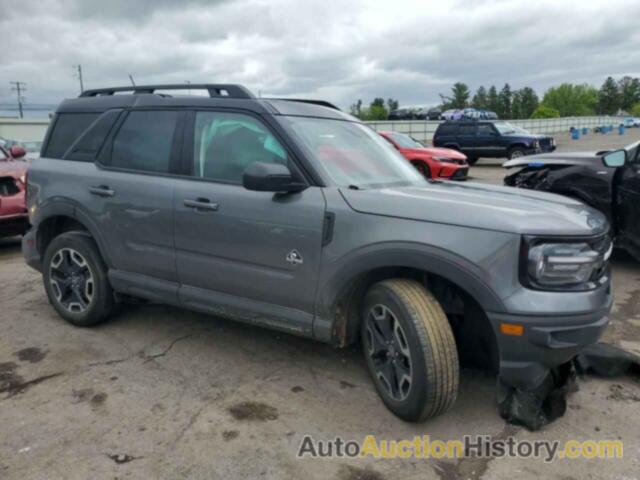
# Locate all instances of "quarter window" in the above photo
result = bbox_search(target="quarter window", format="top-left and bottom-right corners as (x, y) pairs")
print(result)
(110, 111), (179, 173)
(44, 113), (99, 158)
(192, 112), (288, 183)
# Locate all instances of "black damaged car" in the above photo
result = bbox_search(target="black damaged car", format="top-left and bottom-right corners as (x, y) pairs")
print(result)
(504, 142), (640, 260)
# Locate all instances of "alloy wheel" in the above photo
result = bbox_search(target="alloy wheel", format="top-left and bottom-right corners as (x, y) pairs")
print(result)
(49, 248), (94, 313)
(364, 304), (413, 401)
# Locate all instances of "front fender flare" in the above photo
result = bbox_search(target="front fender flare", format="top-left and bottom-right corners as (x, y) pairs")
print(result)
(313, 242), (507, 342)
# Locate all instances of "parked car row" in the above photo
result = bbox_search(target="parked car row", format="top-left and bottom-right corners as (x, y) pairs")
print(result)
(388, 106), (442, 121)
(0, 144), (29, 238)
(440, 108), (498, 121)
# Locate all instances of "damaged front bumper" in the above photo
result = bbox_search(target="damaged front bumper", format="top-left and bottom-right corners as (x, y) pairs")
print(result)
(487, 292), (613, 391)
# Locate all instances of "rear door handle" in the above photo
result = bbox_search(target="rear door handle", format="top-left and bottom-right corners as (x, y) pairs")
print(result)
(184, 198), (219, 211)
(89, 185), (115, 197)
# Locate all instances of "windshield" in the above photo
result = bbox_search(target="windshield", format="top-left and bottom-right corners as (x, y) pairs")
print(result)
(493, 122), (519, 135)
(282, 117), (425, 188)
(387, 132), (424, 149)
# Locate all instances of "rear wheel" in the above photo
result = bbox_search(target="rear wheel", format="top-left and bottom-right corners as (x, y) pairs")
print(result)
(361, 279), (459, 421)
(43, 232), (115, 326)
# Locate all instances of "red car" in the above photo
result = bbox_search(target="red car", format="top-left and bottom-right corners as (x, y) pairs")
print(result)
(0, 145), (29, 238)
(379, 131), (468, 180)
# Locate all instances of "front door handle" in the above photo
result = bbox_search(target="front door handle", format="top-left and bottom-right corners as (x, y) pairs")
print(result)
(89, 185), (115, 197)
(184, 198), (219, 211)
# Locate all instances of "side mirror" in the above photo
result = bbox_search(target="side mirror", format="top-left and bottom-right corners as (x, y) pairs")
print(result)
(243, 162), (307, 193)
(602, 149), (626, 167)
(9, 146), (26, 159)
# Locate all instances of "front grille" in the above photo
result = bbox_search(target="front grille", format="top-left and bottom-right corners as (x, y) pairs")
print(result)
(451, 168), (468, 179)
(589, 234), (612, 283)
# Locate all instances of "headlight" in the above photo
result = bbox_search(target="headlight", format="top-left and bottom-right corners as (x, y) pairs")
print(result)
(522, 236), (611, 290)
(432, 156), (457, 163)
(19, 175), (26, 184)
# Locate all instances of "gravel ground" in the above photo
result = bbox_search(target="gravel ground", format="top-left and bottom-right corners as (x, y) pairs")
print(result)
(0, 129), (639, 480)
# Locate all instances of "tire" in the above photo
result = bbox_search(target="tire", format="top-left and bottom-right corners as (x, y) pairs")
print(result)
(507, 147), (526, 160)
(361, 279), (459, 422)
(411, 161), (431, 179)
(42, 232), (115, 327)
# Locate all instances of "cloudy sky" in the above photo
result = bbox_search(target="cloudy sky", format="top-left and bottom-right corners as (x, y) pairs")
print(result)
(1, 0), (640, 114)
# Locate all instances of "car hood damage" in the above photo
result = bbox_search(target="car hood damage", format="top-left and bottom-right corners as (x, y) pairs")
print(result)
(498, 343), (640, 431)
(340, 182), (608, 236)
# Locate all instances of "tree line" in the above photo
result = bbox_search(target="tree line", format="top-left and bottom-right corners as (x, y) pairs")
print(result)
(350, 76), (640, 120)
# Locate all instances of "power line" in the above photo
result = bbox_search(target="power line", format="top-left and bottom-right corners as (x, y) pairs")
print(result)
(10, 81), (26, 118)
(73, 65), (84, 93)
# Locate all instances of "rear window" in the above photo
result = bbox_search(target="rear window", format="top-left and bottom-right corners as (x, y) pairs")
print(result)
(44, 113), (100, 158)
(436, 124), (456, 135)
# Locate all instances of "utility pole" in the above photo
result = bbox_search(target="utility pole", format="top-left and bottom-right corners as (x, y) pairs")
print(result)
(74, 65), (84, 93)
(10, 81), (26, 118)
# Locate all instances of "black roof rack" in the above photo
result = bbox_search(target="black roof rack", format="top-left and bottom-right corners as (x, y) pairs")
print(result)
(267, 98), (340, 111)
(79, 84), (255, 99)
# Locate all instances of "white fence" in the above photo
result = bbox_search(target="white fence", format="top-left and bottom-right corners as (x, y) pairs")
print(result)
(366, 116), (619, 144)
(0, 115), (623, 145)
(0, 118), (50, 142)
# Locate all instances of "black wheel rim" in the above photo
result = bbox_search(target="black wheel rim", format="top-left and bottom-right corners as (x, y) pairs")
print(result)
(49, 248), (94, 313)
(365, 304), (413, 401)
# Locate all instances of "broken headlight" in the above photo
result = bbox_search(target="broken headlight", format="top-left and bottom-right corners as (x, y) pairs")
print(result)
(522, 236), (611, 290)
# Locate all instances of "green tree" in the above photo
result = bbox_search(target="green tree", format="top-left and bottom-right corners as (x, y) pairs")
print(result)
(598, 77), (620, 114)
(358, 97), (389, 120)
(386, 98), (399, 112)
(541, 83), (598, 116)
(349, 99), (363, 118)
(517, 87), (539, 119)
(530, 105), (560, 119)
(511, 89), (524, 119)
(472, 86), (488, 110)
(440, 82), (470, 109)
(631, 103), (640, 117)
(498, 83), (512, 118)
(487, 85), (500, 114)
(618, 76), (640, 112)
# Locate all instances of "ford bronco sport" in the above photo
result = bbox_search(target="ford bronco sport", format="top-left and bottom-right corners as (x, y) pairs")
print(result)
(23, 84), (612, 422)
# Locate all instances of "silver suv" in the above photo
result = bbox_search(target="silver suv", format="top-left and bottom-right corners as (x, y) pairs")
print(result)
(23, 84), (613, 422)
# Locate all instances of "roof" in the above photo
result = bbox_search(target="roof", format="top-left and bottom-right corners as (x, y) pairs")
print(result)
(56, 83), (355, 121)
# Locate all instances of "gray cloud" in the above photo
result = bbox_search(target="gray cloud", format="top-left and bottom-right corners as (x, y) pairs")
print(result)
(1, 0), (639, 114)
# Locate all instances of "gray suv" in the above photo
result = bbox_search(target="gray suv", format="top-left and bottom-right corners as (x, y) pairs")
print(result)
(23, 84), (613, 422)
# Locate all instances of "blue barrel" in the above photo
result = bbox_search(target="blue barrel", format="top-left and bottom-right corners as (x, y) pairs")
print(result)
(582, 127), (588, 135)
(619, 124), (625, 135)
(609, 124), (614, 132)
(571, 128), (580, 140)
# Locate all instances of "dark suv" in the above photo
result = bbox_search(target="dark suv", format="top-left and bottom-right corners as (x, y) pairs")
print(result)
(23, 84), (612, 423)
(433, 120), (555, 164)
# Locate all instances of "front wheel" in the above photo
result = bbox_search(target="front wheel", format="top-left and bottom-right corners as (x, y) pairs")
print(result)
(411, 161), (432, 179)
(507, 147), (526, 160)
(361, 279), (459, 421)
(43, 232), (115, 326)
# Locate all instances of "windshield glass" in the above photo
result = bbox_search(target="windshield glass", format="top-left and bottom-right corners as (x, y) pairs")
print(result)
(493, 122), (519, 135)
(387, 132), (423, 149)
(283, 117), (425, 188)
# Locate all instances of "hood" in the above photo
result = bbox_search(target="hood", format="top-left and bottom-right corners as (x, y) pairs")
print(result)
(403, 147), (467, 160)
(340, 181), (608, 236)
(503, 151), (602, 169)
(0, 159), (28, 178)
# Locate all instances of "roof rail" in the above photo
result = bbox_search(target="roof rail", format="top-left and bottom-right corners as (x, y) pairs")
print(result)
(79, 84), (255, 99)
(267, 98), (341, 111)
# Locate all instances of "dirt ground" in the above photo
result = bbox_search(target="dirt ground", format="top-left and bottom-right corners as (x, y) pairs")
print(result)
(1, 129), (639, 480)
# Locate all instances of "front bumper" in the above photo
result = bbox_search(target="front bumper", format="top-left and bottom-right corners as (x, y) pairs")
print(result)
(487, 291), (613, 390)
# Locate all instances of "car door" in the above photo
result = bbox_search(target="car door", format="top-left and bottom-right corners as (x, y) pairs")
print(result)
(616, 148), (640, 252)
(80, 109), (182, 298)
(455, 124), (477, 155)
(475, 123), (502, 157)
(173, 110), (326, 335)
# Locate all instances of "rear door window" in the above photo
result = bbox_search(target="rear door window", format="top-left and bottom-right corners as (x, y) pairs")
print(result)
(44, 113), (100, 158)
(437, 124), (456, 136)
(457, 125), (476, 136)
(109, 110), (180, 173)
